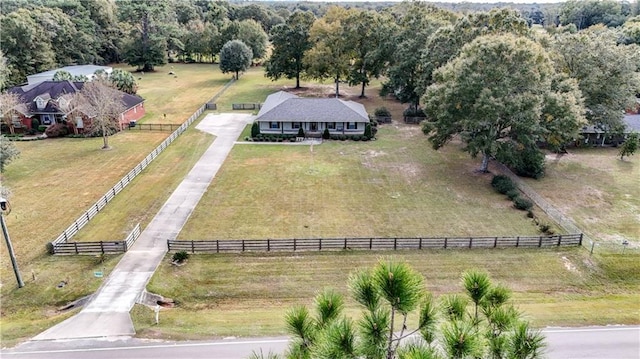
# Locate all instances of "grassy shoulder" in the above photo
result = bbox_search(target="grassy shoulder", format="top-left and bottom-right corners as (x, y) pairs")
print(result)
(132, 248), (639, 339)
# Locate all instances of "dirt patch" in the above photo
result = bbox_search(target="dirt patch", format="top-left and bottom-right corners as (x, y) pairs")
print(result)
(562, 256), (578, 273)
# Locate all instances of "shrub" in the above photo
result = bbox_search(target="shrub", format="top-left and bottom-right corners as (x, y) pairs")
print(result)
(322, 128), (330, 140)
(496, 144), (545, 179)
(364, 123), (373, 139)
(26, 128), (37, 135)
(31, 118), (40, 129)
(251, 122), (260, 137)
(491, 175), (515, 194)
(352, 135), (361, 141)
(513, 197), (533, 211)
(38, 125), (47, 132)
(172, 251), (189, 263)
(297, 128), (305, 138)
(538, 222), (552, 234)
(44, 123), (68, 138)
(506, 189), (520, 200)
(403, 107), (426, 117)
(374, 106), (391, 117)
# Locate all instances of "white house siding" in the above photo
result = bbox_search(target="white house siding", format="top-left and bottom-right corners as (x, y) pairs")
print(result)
(259, 121), (365, 135)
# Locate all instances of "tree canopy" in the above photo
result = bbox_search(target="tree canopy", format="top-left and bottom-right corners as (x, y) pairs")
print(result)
(423, 34), (584, 173)
(219, 40), (252, 80)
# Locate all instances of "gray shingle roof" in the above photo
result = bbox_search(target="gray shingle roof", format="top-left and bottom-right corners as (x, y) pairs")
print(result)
(256, 91), (369, 123)
(624, 114), (640, 132)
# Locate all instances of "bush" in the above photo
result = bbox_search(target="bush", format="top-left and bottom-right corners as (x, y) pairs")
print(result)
(403, 107), (426, 117)
(364, 123), (373, 139)
(322, 128), (330, 140)
(251, 122), (260, 137)
(513, 197), (533, 211)
(538, 222), (552, 234)
(172, 251), (189, 263)
(374, 106), (391, 117)
(38, 125), (47, 132)
(31, 118), (40, 129)
(297, 128), (305, 138)
(506, 189), (520, 200)
(44, 123), (69, 138)
(26, 128), (37, 135)
(352, 135), (361, 141)
(496, 144), (545, 179)
(491, 175), (516, 194)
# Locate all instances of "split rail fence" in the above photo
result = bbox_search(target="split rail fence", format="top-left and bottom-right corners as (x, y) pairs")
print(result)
(48, 224), (141, 255)
(168, 233), (583, 254)
(232, 103), (262, 110)
(47, 78), (238, 252)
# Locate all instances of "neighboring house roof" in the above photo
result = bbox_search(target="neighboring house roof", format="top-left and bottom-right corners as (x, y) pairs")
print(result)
(624, 114), (640, 132)
(26, 65), (113, 85)
(256, 91), (369, 123)
(8, 80), (144, 117)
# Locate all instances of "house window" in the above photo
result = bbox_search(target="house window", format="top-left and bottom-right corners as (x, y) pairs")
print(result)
(42, 115), (52, 125)
(269, 122), (279, 129)
(36, 98), (46, 109)
(336, 123), (344, 131)
(347, 122), (357, 130)
(292, 122), (301, 129)
(327, 122), (336, 130)
(76, 116), (84, 129)
(11, 115), (20, 126)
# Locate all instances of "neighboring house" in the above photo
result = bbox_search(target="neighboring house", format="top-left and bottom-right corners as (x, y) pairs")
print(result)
(7, 80), (145, 133)
(26, 65), (113, 86)
(255, 91), (370, 136)
(580, 114), (640, 146)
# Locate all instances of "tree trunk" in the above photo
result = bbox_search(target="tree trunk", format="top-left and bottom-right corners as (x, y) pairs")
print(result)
(296, 73), (300, 89)
(101, 121), (109, 149)
(235, 70), (239, 80)
(360, 81), (366, 98)
(480, 152), (490, 172)
(335, 75), (340, 98)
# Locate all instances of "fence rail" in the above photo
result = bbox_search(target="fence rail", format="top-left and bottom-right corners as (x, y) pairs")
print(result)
(404, 116), (427, 124)
(49, 223), (141, 255)
(232, 103), (262, 110)
(125, 123), (181, 132)
(168, 234), (583, 253)
(48, 78), (236, 251)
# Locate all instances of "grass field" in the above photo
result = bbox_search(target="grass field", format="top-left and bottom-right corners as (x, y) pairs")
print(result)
(131, 248), (639, 340)
(523, 148), (640, 244)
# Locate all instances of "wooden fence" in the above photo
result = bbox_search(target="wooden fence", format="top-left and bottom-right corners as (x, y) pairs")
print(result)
(404, 116), (427, 124)
(125, 123), (181, 132)
(232, 103), (262, 110)
(375, 116), (392, 124)
(168, 234), (583, 254)
(49, 223), (141, 255)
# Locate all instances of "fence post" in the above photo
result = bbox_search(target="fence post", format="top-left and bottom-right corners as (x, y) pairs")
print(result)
(557, 235), (562, 246)
(319, 239), (322, 251)
(394, 238), (397, 250)
(191, 240), (195, 254)
(469, 237), (473, 249)
(539, 236), (543, 247)
(344, 238), (347, 250)
(267, 239), (270, 252)
(579, 233), (583, 246)
(74, 242), (78, 254)
(369, 238), (372, 250)
(444, 237), (448, 249)
(167, 240), (171, 252)
(100, 241), (104, 254)
(216, 240), (219, 253)
(516, 236), (520, 247)
(242, 240), (245, 252)
(419, 237), (422, 250)
(294, 238), (297, 251)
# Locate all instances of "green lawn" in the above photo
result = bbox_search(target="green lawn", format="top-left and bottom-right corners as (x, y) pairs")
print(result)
(132, 248), (639, 340)
(523, 148), (640, 244)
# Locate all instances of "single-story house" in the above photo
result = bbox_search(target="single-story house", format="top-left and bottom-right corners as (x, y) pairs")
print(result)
(26, 65), (113, 85)
(7, 80), (145, 133)
(255, 91), (370, 136)
(580, 114), (640, 146)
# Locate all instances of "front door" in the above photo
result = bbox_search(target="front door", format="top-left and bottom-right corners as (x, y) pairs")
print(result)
(310, 122), (318, 132)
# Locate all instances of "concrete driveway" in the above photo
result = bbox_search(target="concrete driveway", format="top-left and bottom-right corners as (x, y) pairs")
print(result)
(32, 113), (254, 341)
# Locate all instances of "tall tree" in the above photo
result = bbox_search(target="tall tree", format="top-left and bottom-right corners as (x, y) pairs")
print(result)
(74, 80), (125, 149)
(551, 26), (640, 139)
(219, 40), (252, 80)
(344, 10), (393, 98)
(119, 0), (173, 71)
(0, 51), (11, 91)
(265, 10), (315, 88)
(423, 34), (584, 173)
(236, 19), (268, 60)
(559, 0), (628, 29)
(305, 6), (354, 98)
(382, 3), (454, 110)
(53, 70), (73, 81)
(0, 8), (56, 87)
(619, 132), (639, 160)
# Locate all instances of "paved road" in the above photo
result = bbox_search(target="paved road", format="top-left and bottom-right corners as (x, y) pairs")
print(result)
(32, 113), (254, 341)
(6, 326), (638, 359)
